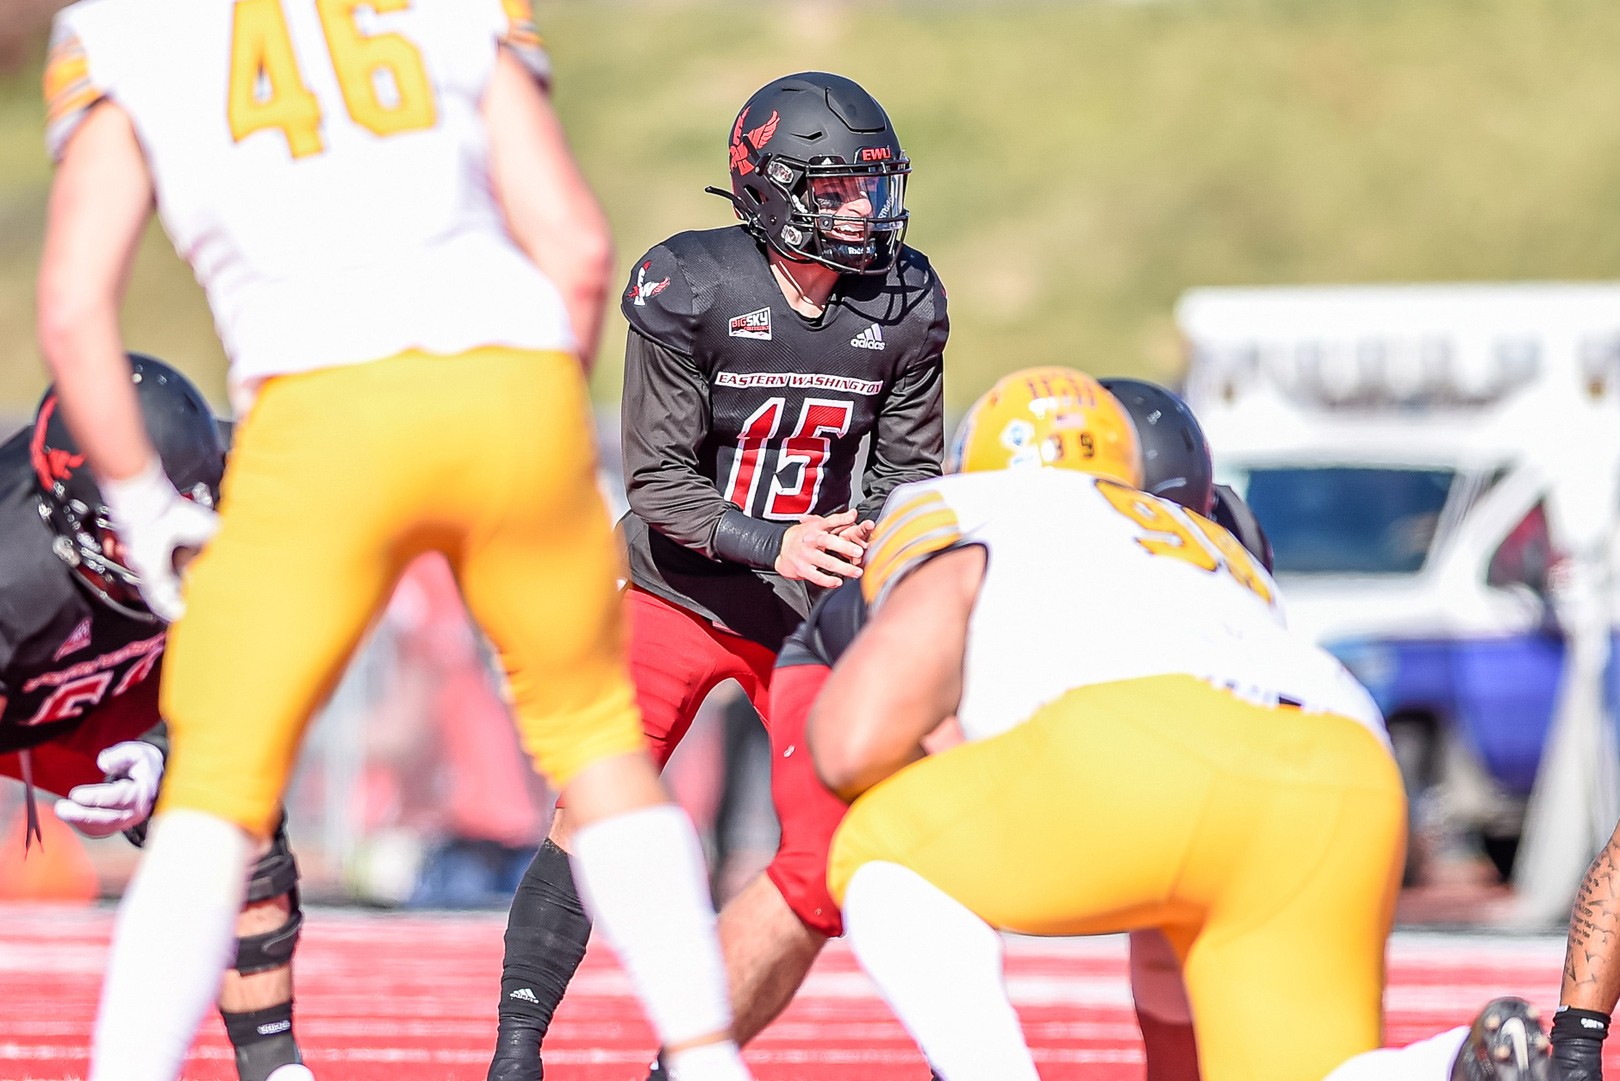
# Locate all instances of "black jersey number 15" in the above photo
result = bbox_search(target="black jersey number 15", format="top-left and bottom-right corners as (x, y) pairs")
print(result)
(723, 397), (854, 520)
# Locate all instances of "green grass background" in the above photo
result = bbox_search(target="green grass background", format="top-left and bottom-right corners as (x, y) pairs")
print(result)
(1, 0), (1619, 412)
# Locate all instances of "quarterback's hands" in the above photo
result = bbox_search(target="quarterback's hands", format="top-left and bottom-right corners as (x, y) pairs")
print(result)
(832, 518), (877, 549)
(776, 508), (867, 588)
(101, 457), (218, 622)
(54, 740), (165, 838)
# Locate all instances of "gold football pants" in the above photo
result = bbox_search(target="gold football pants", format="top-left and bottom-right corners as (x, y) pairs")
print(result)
(159, 347), (646, 839)
(827, 674), (1406, 1081)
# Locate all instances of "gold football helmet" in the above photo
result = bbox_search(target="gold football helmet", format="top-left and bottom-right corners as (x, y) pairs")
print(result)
(949, 366), (1144, 486)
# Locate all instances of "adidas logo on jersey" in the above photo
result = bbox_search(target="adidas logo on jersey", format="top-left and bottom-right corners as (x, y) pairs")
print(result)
(508, 988), (540, 1004)
(850, 324), (885, 350)
(729, 307), (773, 340)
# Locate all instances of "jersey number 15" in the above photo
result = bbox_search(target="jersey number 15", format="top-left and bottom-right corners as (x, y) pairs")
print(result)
(228, 0), (438, 159)
(724, 397), (855, 520)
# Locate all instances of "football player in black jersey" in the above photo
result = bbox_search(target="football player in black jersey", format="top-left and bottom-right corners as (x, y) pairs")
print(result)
(488, 71), (947, 1080)
(0, 355), (310, 1081)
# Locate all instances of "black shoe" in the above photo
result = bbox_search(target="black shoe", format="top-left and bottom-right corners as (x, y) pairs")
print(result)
(1451, 997), (1555, 1081)
(487, 1022), (544, 1081)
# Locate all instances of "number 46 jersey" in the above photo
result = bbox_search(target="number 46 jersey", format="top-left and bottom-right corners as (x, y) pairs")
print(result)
(44, 0), (574, 409)
(862, 468), (1386, 748)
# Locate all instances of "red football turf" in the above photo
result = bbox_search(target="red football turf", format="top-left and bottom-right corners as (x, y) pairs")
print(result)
(0, 905), (1599, 1081)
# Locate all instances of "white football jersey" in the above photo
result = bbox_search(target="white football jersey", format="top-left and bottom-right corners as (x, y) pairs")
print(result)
(862, 469), (1385, 746)
(45, 0), (574, 410)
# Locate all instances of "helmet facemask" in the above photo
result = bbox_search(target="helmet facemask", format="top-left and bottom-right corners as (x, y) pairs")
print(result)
(767, 157), (910, 274)
(38, 481), (148, 621)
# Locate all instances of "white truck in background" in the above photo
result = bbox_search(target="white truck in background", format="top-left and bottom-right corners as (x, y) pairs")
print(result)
(1179, 284), (1620, 900)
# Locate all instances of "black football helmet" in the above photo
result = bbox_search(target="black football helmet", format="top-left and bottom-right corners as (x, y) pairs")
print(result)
(31, 353), (226, 622)
(1098, 378), (1215, 516)
(1211, 483), (1275, 574)
(709, 72), (910, 275)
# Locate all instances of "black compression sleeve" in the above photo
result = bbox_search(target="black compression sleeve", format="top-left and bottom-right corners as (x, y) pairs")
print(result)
(1553, 1007), (1608, 1081)
(711, 508), (790, 570)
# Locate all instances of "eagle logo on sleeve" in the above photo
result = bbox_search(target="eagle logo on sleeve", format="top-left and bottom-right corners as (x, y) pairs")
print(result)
(627, 261), (671, 307)
(729, 108), (780, 177)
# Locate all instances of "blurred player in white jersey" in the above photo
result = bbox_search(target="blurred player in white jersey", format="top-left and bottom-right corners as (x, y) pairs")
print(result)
(36, 2), (750, 1080)
(809, 367), (1554, 1081)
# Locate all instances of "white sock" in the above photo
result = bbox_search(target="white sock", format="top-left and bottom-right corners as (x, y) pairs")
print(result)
(843, 861), (1039, 1081)
(570, 804), (749, 1080)
(264, 1067), (316, 1081)
(665, 1040), (751, 1081)
(90, 809), (252, 1081)
(1321, 1026), (1469, 1081)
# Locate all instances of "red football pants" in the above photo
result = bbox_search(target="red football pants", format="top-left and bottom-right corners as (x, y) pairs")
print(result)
(762, 661), (848, 936)
(623, 587), (776, 764)
(617, 588), (849, 935)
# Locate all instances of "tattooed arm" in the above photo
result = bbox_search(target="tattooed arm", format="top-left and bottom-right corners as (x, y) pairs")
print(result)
(1564, 826), (1620, 1009)
(1555, 821), (1620, 1080)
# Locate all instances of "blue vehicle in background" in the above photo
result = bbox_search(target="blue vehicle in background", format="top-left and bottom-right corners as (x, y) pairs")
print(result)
(1180, 284), (1620, 884)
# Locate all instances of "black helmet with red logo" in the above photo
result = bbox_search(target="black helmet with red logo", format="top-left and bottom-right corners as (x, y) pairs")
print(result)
(710, 71), (910, 275)
(31, 353), (225, 621)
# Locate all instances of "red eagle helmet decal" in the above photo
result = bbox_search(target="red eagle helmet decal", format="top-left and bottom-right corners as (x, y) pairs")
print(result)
(729, 108), (780, 177)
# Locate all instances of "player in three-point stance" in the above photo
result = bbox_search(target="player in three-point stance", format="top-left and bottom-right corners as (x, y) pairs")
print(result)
(812, 366), (1555, 1081)
(3, 355), (309, 1081)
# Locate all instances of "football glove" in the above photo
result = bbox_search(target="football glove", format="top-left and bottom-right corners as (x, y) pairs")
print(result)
(54, 740), (165, 838)
(101, 457), (219, 622)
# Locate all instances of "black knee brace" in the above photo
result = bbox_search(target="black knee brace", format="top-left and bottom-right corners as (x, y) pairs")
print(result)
(235, 819), (303, 975)
(221, 819), (304, 1081)
(488, 839), (593, 1081)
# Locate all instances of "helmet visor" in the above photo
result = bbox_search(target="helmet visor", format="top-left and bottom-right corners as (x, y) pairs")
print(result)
(804, 172), (907, 237)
